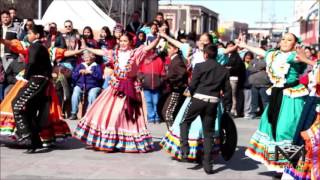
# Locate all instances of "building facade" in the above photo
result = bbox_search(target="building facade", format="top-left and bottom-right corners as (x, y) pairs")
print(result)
(96, 0), (158, 26)
(220, 21), (249, 42)
(291, 0), (319, 47)
(0, 0), (52, 19)
(159, 4), (219, 35)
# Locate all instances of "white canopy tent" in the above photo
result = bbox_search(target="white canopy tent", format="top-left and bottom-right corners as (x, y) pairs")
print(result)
(41, 0), (116, 31)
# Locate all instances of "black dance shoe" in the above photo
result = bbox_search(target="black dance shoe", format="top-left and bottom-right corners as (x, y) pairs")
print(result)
(17, 137), (32, 147)
(203, 162), (214, 175)
(24, 148), (36, 154)
(69, 114), (77, 120)
(180, 152), (189, 163)
(24, 143), (43, 154)
(272, 173), (283, 180)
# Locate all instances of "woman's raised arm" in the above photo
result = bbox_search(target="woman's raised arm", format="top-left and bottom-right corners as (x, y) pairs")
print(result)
(143, 35), (161, 52)
(159, 32), (183, 49)
(86, 47), (106, 56)
(237, 41), (266, 57)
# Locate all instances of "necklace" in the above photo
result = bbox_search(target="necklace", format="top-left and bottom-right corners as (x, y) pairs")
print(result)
(113, 49), (134, 79)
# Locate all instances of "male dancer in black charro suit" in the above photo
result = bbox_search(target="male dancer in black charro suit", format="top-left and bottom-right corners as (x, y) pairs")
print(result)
(10, 25), (52, 153)
(180, 44), (232, 174)
(162, 42), (188, 128)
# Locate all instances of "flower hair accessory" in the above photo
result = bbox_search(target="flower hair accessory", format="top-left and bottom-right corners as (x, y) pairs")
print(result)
(210, 31), (219, 45)
(296, 37), (302, 44)
(114, 23), (124, 33)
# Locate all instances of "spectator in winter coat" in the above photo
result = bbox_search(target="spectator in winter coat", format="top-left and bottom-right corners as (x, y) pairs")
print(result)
(61, 20), (81, 70)
(18, 19), (34, 41)
(135, 31), (146, 48)
(125, 11), (143, 34)
(98, 26), (116, 50)
(69, 51), (102, 120)
(45, 22), (66, 48)
(242, 51), (254, 118)
(1, 11), (21, 71)
(225, 41), (246, 117)
(146, 23), (158, 45)
(138, 50), (166, 123)
(247, 54), (271, 117)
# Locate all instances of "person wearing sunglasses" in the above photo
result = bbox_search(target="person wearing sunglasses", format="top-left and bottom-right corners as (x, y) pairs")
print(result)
(58, 20), (81, 119)
(61, 20), (81, 70)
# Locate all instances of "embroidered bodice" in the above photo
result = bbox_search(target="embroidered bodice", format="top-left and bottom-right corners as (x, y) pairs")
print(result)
(265, 50), (308, 98)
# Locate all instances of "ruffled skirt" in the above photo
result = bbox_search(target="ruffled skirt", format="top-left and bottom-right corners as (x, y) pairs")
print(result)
(0, 80), (71, 146)
(74, 88), (154, 152)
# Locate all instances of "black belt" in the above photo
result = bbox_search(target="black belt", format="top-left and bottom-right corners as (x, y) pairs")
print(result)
(267, 81), (299, 140)
(31, 75), (49, 80)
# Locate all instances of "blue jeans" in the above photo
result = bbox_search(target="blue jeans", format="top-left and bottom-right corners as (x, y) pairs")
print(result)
(251, 86), (269, 115)
(71, 86), (101, 114)
(143, 89), (160, 123)
(0, 83), (4, 101)
(102, 76), (111, 89)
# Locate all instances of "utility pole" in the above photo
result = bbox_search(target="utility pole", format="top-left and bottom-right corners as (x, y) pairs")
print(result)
(108, 0), (113, 16)
(38, 0), (42, 19)
(124, 0), (127, 26)
(120, 0), (123, 25)
(260, 0), (264, 27)
(142, 0), (145, 23)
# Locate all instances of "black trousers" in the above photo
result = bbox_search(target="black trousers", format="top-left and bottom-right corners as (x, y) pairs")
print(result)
(164, 92), (184, 128)
(180, 98), (218, 164)
(12, 77), (49, 146)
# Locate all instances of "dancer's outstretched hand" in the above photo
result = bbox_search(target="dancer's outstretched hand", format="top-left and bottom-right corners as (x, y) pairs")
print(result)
(159, 26), (167, 37)
(237, 41), (247, 49)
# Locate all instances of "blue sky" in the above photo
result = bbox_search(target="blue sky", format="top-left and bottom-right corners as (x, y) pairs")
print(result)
(159, 0), (295, 27)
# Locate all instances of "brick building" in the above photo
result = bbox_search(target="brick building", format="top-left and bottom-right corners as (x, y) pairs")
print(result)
(159, 4), (219, 35)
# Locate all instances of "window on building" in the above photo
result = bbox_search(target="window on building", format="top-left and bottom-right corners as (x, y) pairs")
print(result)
(166, 18), (173, 29)
(191, 19), (197, 33)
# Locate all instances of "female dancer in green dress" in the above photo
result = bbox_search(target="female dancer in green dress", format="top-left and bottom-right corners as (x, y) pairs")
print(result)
(238, 33), (309, 172)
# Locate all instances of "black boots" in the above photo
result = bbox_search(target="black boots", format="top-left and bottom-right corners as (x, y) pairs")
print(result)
(202, 161), (214, 174)
(18, 134), (43, 154)
(180, 151), (189, 162)
(69, 114), (77, 120)
(180, 144), (189, 162)
(17, 136), (32, 147)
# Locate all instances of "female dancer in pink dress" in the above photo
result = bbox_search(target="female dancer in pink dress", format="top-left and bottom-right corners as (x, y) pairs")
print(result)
(74, 33), (160, 152)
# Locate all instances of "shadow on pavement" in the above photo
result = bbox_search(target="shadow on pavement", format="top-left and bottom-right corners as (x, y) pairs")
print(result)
(152, 138), (163, 152)
(0, 136), (32, 149)
(53, 137), (86, 150)
(178, 146), (261, 173)
(213, 146), (260, 173)
(259, 171), (283, 179)
(1, 137), (86, 151)
(2, 136), (168, 153)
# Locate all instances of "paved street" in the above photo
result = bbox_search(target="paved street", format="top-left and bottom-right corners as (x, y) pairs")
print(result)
(0, 118), (278, 180)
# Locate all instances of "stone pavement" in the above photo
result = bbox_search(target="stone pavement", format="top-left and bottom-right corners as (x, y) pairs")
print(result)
(0, 118), (278, 180)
